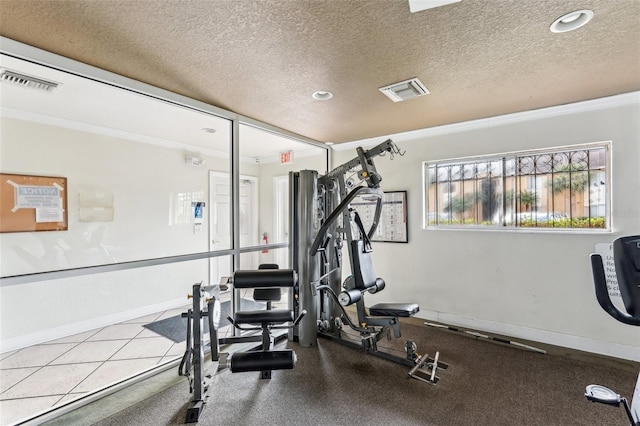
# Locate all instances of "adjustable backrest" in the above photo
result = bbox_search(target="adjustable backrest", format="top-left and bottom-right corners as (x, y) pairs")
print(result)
(254, 264), (281, 305)
(258, 263), (279, 270)
(350, 210), (378, 291)
(351, 240), (378, 291)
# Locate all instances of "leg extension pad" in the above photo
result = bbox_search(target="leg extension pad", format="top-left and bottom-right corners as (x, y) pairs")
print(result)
(230, 350), (297, 373)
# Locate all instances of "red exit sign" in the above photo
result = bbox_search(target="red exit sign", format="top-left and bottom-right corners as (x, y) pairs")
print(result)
(280, 151), (293, 164)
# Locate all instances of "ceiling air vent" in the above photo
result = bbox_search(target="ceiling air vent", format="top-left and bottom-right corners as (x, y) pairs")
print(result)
(379, 77), (429, 102)
(0, 69), (60, 92)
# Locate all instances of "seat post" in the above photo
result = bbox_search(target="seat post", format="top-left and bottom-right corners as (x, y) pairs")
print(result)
(262, 322), (273, 351)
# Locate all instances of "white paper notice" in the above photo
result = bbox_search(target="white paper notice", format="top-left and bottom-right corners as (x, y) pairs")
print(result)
(12, 184), (62, 211)
(36, 207), (64, 223)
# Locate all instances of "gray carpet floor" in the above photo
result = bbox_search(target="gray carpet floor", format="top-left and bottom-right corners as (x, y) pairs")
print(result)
(69, 320), (639, 425)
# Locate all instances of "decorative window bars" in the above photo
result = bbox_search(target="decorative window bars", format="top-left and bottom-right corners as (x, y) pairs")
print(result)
(423, 143), (609, 230)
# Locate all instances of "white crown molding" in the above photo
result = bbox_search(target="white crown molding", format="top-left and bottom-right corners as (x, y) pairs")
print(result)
(2, 108), (322, 165)
(334, 91), (640, 151)
(1, 36), (325, 152)
(2, 107), (237, 160)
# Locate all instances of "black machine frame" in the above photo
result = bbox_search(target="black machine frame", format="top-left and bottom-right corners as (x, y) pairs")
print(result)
(289, 139), (443, 371)
(586, 235), (640, 426)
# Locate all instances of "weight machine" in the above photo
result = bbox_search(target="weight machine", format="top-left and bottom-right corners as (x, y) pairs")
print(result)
(178, 281), (221, 423)
(179, 269), (305, 423)
(289, 139), (447, 378)
(586, 235), (640, 425)
(178, 139), (444, 423)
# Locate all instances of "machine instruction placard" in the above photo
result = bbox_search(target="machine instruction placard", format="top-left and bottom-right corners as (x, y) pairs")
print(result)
(351, 190), (408, 243)
(594, 242), (625, 311)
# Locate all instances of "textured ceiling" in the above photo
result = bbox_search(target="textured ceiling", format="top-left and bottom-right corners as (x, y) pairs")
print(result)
(0, 0), (638, 144)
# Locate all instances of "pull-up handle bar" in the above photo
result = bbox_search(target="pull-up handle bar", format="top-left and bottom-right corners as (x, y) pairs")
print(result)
(324, 139), (395, 184)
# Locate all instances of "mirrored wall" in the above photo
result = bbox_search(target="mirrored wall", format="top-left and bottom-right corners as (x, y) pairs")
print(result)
(0, 39), (328, 425)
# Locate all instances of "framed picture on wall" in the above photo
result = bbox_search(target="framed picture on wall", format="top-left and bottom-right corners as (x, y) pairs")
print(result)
(351, 190), (408, 243)
(0, 173), (68, 233)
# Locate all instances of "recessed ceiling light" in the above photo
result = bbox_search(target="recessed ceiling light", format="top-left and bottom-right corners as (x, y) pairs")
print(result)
(550, 10), (594, 33)
(201, 127), (217, 133)
(560, 14), (581, 24)
(312, 91), (333, 100)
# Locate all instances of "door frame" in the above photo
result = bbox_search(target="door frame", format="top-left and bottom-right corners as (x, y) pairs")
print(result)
(208, 170), (259, 283)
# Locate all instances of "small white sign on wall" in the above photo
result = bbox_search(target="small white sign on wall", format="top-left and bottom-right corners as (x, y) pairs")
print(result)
(594, 243), (626, 311)
(10, 182), (62, 211)
(36, 207), (64, 223)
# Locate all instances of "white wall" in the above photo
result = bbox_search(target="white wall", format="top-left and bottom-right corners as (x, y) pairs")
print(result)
(2, 95), (638, 360)
(257, 154), (326, 238)
(0, 118), (229, 349)
(333, 94), (640, 360)
(0, 118), (231, 274)
(251, 151), (326, 267)
(0, 116), (325, 351)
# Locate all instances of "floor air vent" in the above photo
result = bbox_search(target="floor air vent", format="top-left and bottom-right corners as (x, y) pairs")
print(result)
(0, 69), (60, 92)
(379, 77), (429, 102)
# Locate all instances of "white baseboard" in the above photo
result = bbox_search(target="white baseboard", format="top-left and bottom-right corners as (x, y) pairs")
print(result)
(0, 298), (187, 354)
(415, 309), (640, 362)
(4, 301), (637, 362)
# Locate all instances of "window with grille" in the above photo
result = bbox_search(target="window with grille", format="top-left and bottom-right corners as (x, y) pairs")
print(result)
(423, 142), (610, 230)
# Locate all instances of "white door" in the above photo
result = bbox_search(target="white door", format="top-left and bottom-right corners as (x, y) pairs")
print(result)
(273, 175), (289, 268)
(209, 171), (258, 282)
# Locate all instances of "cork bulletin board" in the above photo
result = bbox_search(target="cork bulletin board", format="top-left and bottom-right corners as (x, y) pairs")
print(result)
(0, 173), (68, 233)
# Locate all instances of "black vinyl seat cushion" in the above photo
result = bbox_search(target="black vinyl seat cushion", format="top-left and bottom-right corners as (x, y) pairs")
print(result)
(230, 349), (296, 373)
(234, 309), (294, 325)
(369, 303), (419, 317)
(253, 288), (281, 302)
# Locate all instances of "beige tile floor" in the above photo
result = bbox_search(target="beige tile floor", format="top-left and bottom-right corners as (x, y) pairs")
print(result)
(0, 286), (288, 426)
(0, 304), (234, 426)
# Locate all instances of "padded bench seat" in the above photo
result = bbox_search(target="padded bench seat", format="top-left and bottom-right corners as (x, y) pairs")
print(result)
(234, 309), (294, 325)
(369, 303), (419, 317)
(231, 349), (297, 373)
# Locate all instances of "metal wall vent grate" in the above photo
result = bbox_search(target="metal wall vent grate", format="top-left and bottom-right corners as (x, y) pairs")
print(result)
(379, 77), (429, 102)
(0, 69), (60, 92)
